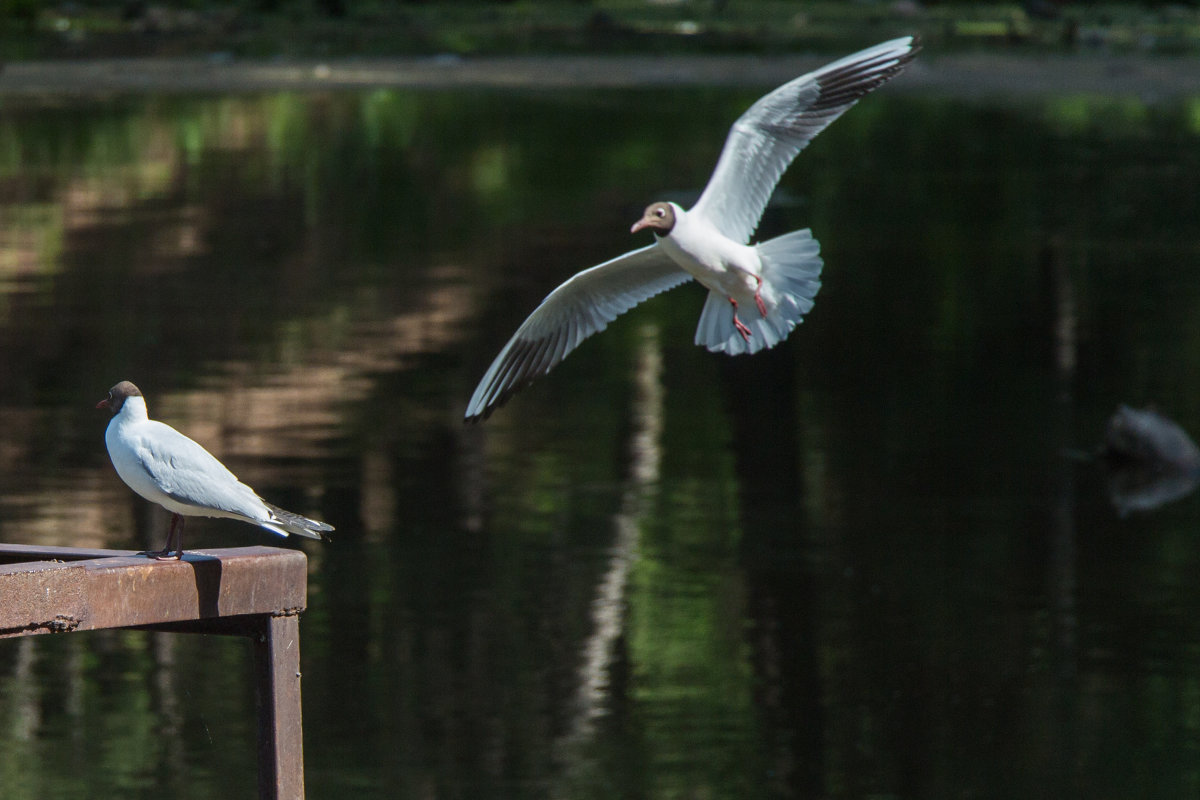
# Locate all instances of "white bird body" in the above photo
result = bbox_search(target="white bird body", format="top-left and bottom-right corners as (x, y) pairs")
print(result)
(465, 37), (919, 420)
(99, 381), (332, 558)
(653, 203), (763, 307)
(107, 397), (274, 528)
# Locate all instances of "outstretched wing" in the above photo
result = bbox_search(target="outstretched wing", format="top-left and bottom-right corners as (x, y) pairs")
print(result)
(691, 36), (919, 244)
(465, 244), (691, 421)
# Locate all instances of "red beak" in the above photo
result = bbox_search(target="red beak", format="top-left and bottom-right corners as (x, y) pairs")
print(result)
(631, 219), (649, 234)
(96, 399), (109, 410)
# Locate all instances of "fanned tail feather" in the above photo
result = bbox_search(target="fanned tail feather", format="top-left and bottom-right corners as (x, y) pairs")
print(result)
(694, 228), (823, 355)
(262, 502), (334, 541)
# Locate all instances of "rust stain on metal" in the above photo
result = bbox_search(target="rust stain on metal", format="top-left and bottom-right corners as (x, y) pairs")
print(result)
(0, 613), (80, 637)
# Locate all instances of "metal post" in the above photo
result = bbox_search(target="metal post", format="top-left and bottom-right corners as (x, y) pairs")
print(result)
(254, 614), (306, 800)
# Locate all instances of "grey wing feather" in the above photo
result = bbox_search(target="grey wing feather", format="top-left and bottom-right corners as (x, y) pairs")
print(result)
(264, 502), (334, 540)
(136, 423), (266, 517)
(134, 422), (332, 539)
(465, 244), (692, 420)
(691, 36), (919, 243)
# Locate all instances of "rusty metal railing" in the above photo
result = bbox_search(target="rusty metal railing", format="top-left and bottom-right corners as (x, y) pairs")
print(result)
(0, 544), (309, 800)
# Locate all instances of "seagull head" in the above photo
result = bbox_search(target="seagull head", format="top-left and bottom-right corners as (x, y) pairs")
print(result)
(96, 381), (143, 415)
(631, 202), (677, 236)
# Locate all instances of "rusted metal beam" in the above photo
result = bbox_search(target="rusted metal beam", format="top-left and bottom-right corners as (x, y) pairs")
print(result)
(0, 546), (306, 638)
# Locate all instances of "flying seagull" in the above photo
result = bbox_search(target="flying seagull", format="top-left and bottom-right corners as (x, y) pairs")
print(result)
(465, 36), (919, 421)
(97, 380), (333, 559)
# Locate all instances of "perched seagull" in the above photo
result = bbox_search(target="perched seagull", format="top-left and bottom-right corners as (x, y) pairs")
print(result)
(97, 381), (333, 559)
(465, 36), (918, 421)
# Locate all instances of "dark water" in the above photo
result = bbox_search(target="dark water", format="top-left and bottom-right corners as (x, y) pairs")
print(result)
(2, 82), (1200, 799)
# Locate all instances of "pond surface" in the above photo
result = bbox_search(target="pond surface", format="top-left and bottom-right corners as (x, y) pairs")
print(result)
(2, 77), (1200, 799)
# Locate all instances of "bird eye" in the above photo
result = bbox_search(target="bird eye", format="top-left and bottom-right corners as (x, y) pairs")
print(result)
(655, 208), (665, 218)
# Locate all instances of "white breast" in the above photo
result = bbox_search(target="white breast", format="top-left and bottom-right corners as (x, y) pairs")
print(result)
(105, 412), (269, 523)
(659, 208), (763, 303)
(106, 421), (173, 507)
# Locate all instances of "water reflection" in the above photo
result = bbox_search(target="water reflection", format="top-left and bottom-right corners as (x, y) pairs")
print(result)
(2, 85), (1200, 798)
(1102, 405), (1200, 516)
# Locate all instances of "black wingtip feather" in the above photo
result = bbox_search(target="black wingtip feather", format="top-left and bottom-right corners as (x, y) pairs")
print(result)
(264, 502), (334, 541)
(463, 333), (558, 423)
(813, 39), (920, 111)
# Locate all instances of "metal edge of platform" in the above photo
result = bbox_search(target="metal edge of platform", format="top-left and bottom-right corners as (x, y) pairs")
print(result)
(0, 545), (308, 638)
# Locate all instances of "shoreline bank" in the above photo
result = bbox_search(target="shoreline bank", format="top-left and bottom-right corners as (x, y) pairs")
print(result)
(0, 51), (1196, 98)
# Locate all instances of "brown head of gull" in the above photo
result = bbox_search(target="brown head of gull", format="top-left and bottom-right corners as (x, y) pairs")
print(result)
(631, 202), (677, 236)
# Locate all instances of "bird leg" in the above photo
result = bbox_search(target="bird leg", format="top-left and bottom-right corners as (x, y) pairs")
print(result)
(729, 298), (754, 342)
(164, 514), (185, 559)
(144, 513), (185, 560)
(753, 274), (768, 317)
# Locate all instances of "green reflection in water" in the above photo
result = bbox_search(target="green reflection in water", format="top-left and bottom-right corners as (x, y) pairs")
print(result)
(0, 632), (255, 799)
(630, 497), (762, 797)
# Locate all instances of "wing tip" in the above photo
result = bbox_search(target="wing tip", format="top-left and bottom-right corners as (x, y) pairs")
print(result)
(464, 400), (498, 424)
(264, 502), (335, 541)
(464, 370), (545, 423)
(810, 34), (921, 109)
(464, 335), (554, 423)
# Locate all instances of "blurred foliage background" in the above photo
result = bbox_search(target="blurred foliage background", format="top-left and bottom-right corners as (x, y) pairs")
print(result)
(0, 0), (1198, 59)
